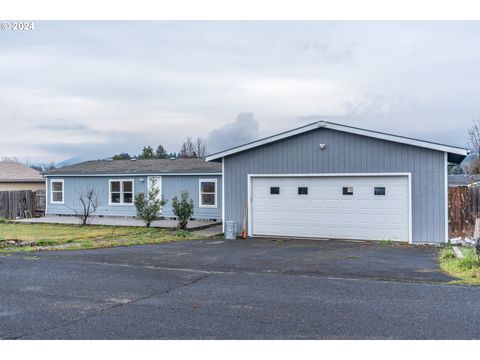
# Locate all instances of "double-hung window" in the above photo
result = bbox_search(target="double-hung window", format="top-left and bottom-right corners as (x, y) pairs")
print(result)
(109, 180), (134, 205)
(199, 179), (217, 208)
(51, 179), (64, 204)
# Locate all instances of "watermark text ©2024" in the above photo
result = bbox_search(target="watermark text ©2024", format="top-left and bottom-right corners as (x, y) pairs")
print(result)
(1, 21), (34, 31)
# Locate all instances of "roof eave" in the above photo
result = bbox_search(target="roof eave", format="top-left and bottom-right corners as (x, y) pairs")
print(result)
(206, 121), (469, 162)
(0, 179), (45, 183)
(44, 171), (223, 177)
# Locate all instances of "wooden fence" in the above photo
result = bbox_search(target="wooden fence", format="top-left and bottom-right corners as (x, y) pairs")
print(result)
(0, 190), (45, 219)
(448, 186), (480, 238)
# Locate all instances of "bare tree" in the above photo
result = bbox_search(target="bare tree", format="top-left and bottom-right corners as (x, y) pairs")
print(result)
(195, 137), (207, 157)
(0, 156), (20, 163)
(179, 137), (207, 158)
(67, 188), (100, 226)
(468, 119), (480, 174)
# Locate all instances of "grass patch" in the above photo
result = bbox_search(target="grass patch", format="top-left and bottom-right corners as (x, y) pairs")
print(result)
(379, 240), (394, 245)
(439, 246), (480, 285)
(0, 222), (199, 252)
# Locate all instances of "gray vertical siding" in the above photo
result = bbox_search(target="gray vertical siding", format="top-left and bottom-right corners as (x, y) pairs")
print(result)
(223, 128), (446, 244)
(46, 174), (222, 220)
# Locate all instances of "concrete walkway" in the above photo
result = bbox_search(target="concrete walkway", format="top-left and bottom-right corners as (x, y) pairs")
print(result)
(16, 216), (221, 231)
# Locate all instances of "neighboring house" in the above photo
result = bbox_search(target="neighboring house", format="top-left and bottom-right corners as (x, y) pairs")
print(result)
(448, 174), (480, 187)
(44, 158), (222, 220)
(207, 121), (468, 244)
(0, 161), (45, 191)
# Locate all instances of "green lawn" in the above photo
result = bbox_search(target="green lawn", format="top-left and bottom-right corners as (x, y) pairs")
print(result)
(439, 246), (480, 285)
(0, 222), (196, 252)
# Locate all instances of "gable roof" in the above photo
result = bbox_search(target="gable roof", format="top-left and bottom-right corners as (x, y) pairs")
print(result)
(0, 162), (44, 183)
(45, 158), (222, 176)
(206, 121), (469, 164)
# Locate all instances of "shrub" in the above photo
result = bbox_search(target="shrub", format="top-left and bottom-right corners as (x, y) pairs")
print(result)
(36, 239), (58, 247)
(439, 247), (456, 261)
(134, 178), (166, 227)
(175, 229), (190, 237)
(171, 191), (194, 230)
(458, 248), (480, 269)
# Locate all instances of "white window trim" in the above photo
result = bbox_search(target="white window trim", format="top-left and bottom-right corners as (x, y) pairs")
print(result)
(50, 179), (64, 205)
(108, 179), (135, 206)
(199, 178), (217, 208)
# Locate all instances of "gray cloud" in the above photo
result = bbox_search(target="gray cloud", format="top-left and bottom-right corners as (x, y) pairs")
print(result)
(35, 130), (161, 160)
(35, 119), (90, 132)
(207, 113), (260, 154)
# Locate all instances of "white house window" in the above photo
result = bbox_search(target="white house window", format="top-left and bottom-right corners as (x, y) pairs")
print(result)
(109, 180), (134, 205)
(199, 179), (217, 208)
(51, 179), (64, 204)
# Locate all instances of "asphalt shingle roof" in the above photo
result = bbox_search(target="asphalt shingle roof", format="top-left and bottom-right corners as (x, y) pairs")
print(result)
(45, 158), (222, 175)
(0, 162), (44, 183)
(448, 174), (480, 187)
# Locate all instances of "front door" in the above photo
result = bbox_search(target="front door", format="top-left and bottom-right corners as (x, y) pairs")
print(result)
(147, 176), (163, 213)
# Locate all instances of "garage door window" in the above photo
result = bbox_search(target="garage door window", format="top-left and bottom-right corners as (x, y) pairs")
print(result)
(298, 187), (308, 195)
(342, 187), (353, 195)
(270, 187), (280, 195)
(374, 187), (386, 195)
(199, 179), (217, 208)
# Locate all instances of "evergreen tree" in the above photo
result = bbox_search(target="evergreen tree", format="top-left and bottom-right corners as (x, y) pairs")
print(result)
(155, 145), (168, 159)
(138, 146), (155, 159)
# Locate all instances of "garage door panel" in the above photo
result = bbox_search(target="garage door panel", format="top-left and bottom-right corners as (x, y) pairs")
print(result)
(251, 176), (409, 241)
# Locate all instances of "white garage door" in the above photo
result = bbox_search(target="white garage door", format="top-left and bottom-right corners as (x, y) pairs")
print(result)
(251, 176), (409, 241)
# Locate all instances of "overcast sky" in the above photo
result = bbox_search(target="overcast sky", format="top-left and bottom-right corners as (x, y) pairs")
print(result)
(0, 21), (479, 163)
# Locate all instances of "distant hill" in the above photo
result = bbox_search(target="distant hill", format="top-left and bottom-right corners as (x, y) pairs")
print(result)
(55, 157), (84, 168)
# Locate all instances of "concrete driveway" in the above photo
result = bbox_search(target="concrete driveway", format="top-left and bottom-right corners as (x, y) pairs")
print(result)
(1, 239), (479, 339)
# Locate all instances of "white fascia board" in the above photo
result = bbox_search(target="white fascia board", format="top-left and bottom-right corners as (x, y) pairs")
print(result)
(206, 121), (468, 161)
(324, 122), (468, 156)
(44, 172), (222, 177)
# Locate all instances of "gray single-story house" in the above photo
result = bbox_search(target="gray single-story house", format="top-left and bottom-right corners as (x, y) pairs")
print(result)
(44, 158), (222, 220)
(207, 121), (469, 244)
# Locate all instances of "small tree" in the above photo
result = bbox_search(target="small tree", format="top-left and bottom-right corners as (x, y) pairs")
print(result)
(171, 191), (194, 230)
(67, 188), (100, 226)
(134, 178), (166, 227)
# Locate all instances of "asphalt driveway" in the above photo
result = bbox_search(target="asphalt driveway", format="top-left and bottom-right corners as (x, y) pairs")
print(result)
(1, 239), (479, 339)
